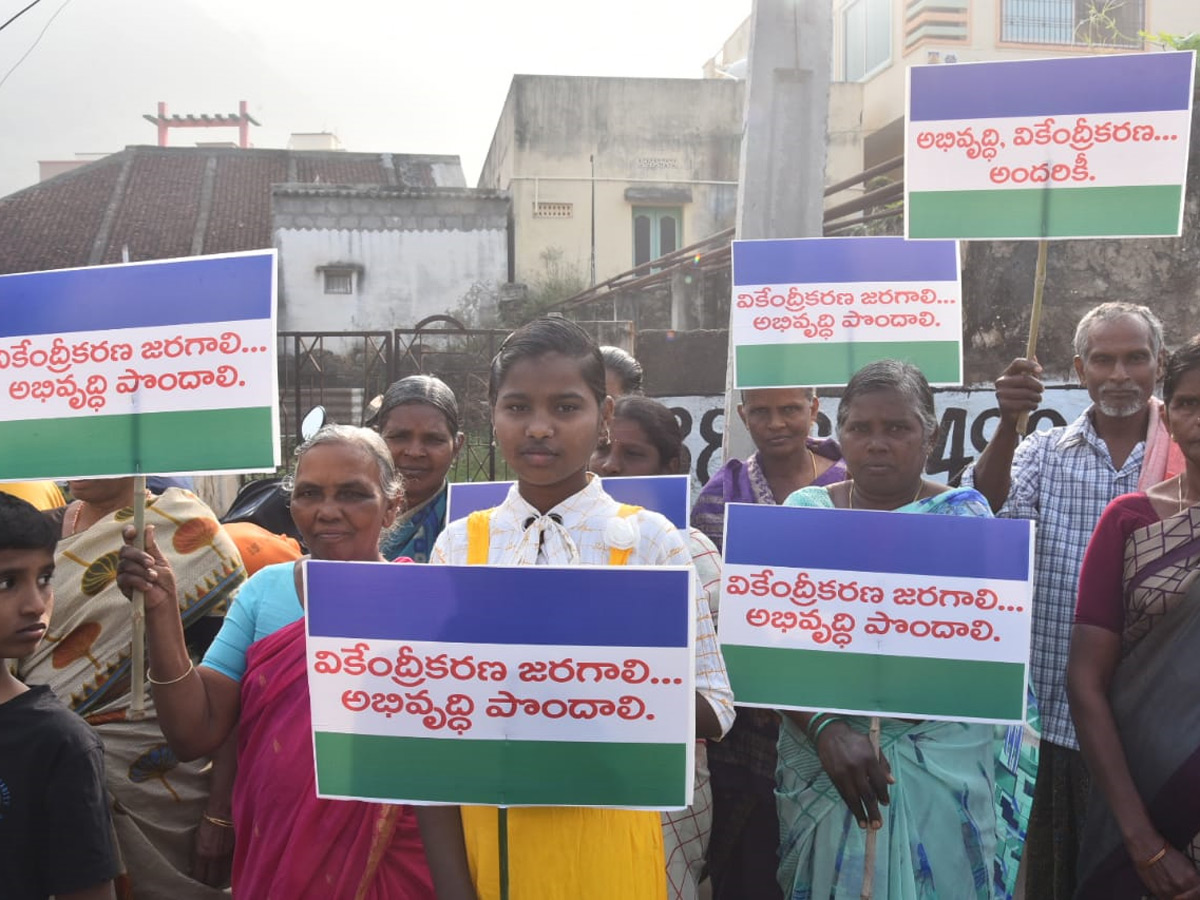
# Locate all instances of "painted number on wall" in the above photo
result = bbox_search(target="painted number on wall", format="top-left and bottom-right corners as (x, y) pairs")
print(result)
(663, 387), (1090, 497)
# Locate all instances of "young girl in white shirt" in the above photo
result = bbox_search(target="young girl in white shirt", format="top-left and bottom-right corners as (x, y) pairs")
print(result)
(419, 317), (733, 900)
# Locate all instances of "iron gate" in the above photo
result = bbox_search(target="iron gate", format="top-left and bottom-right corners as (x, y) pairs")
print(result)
(277, 317), (511, 480)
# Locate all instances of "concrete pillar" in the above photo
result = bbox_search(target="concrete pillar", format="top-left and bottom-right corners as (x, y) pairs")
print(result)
(721, 0), (833, 462)
(670, 266), (702, 332)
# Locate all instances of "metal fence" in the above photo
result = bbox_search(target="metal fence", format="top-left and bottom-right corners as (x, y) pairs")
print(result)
(276, 317), (512, 480)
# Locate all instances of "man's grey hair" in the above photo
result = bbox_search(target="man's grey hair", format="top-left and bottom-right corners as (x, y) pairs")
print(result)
(1073, 302), (1164, 361)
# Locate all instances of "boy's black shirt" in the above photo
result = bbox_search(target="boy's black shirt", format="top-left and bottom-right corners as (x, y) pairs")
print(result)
(0, 684), (119, 899)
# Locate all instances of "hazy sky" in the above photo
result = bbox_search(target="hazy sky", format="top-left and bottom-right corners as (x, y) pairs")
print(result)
(0, 0), (750, 197)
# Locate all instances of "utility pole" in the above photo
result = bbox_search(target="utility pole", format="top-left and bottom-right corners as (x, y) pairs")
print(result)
(722, 0), (833, 460)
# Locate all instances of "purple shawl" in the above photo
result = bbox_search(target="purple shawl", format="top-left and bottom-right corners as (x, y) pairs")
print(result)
(690, 438), (845, 551)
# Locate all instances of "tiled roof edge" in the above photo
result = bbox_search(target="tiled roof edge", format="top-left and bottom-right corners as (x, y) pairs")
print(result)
(271, 184), (509, 200)
(0, 148), (132, 201)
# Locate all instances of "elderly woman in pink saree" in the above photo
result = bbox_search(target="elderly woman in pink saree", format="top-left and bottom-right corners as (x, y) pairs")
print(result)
(115, 425), (435, 898)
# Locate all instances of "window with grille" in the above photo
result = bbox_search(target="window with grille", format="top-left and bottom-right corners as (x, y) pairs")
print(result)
(323, 269), (355, 295)
(1000, 0), (1143, 46)
(533, 201), (573, 219)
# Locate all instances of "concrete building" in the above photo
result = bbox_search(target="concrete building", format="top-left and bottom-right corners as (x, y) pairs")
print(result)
(36, 153), (112, 183)
(273, 184), (509, 331)
(0, 145), (507, 330)
(477, 72), (870, 297)
(287, 132), (345, 152)
(477, 75), (746, 289)
(835, 0), (1196, 168)
(708, 1), (1195, 176)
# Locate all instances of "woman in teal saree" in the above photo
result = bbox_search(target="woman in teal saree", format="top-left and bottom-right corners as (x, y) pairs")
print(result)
(775, 360), (1038, 900)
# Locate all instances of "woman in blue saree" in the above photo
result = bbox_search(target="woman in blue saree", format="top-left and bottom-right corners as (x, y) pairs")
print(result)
(376, 376), (465, 562)
(776, 360), (1038, 900)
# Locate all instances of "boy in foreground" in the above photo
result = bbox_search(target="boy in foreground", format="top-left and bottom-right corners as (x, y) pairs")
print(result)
(0, 493), (119, 900)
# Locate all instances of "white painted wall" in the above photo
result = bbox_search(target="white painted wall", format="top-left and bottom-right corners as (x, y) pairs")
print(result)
(277, 227), (507, 331)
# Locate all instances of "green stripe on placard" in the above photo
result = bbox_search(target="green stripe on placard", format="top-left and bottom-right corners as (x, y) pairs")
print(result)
(908, 185), (1183, 239)
(722, 644), (1025, 721)
(0, 407), (275, 478)
(736, 341), (961, 388)
(314, 733), (688, 806)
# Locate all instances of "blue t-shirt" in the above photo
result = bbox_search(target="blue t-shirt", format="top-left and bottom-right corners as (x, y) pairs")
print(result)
(202, 562), (302, 682)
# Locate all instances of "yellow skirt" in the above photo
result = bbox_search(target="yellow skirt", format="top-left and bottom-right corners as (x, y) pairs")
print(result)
(462, 806), (666, 900)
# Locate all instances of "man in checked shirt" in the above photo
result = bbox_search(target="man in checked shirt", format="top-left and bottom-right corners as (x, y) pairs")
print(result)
(964, 301), (1173, 900)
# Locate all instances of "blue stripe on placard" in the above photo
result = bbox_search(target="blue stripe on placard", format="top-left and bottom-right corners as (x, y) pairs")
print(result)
(446, 481), (511, 520)
(731, 237), (958, 287)
(447, 476), (690, 529)
(0, 252), (275, 337)
(909, 52), (1195, 122)
(305, 561), (693, 646)
(723, 503), (1031, 581)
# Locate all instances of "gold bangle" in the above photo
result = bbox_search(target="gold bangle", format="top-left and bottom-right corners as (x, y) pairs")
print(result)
(1136, 842), (1169, 870)
(202, 813), (235, 829)
(146, 661), (195, 686)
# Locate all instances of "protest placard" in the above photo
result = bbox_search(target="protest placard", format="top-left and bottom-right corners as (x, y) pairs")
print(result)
(906, 51), (1196, 240)
(305, 560), (696, 807)
(0, 251), (279, 480)
(731, 237), (962, 388)
(718, 503), (1034, 723)
(447, 475), (691, 529)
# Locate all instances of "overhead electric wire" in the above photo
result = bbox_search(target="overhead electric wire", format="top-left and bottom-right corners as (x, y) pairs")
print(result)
(0, 0), (74, 91)
(0, 0), (46, 34)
